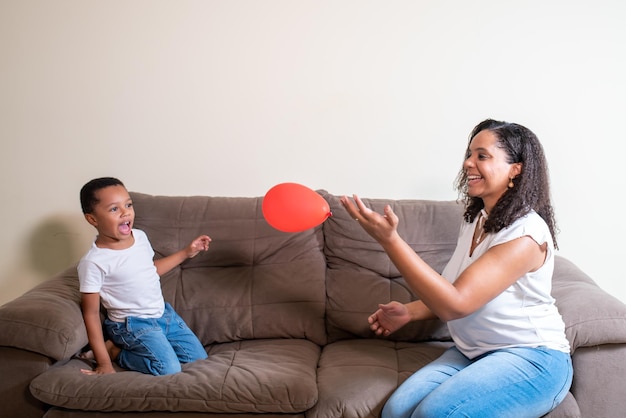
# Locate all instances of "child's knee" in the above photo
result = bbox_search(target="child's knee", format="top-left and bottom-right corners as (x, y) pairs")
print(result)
(149, 358), (182, 376)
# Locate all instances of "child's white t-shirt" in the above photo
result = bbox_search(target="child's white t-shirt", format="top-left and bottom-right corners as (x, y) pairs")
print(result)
(78, 229), (165, 322)
(442, 210), (570, 359)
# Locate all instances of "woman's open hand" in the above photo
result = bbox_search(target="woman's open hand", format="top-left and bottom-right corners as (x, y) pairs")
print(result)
(340, 195), (400, 245)
(368, 301), (411, 336)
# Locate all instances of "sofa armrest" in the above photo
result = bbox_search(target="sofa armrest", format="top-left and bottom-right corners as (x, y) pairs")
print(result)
(0, 347), (51, 418)
(569, 344), (626, 418)
(552, 256), (626, 351)
(0, 266), (88, 361)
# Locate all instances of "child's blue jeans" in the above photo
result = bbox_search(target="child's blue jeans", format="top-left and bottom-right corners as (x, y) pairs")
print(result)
(104, 303), (207, 376)
(383, 345), (573, 418)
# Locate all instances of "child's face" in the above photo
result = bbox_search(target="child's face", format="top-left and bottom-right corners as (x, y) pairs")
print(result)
(85, 185), (135, 249)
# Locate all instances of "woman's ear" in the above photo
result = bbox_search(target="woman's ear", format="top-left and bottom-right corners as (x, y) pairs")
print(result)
(511, 162), (522, 179)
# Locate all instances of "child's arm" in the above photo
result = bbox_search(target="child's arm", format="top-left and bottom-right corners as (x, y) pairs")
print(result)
(80, 292), (116, 375)
(154, 235), (211, 276)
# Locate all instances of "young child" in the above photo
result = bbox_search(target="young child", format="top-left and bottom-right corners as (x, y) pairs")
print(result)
(78, 177), (210, 376)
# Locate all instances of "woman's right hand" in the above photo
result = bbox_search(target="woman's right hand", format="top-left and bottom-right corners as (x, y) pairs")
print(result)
(368, 301), (411, 336)
(340, 195), (400, 246)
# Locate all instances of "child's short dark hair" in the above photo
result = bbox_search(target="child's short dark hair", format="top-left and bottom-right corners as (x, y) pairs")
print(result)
(80, 177), (125, 214)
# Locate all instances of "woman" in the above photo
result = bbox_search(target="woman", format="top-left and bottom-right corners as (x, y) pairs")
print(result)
(341, 119), (572, 418)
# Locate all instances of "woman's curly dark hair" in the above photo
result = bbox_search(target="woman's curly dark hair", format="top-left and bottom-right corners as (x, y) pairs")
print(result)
(454, 119), (558, 248)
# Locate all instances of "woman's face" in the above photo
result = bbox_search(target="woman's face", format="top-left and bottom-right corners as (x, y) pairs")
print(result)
(463, 129), (521, 213)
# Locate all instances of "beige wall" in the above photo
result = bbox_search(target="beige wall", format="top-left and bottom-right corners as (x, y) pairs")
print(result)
(2, 0), (625, 305)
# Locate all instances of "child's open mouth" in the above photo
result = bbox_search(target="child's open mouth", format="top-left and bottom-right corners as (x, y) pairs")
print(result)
(119, 221), (131, 234)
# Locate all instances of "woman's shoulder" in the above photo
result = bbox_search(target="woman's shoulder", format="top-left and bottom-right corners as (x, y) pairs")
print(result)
(494, 210), (552, 246)
(516, 209), (545, 225)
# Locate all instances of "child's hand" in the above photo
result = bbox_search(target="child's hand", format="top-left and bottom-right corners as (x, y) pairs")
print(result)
(187, 235), (212, 258)
(81, 363), (116, 375)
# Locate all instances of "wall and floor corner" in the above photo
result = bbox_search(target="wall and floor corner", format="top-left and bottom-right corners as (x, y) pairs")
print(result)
(1, 1), (625, 306)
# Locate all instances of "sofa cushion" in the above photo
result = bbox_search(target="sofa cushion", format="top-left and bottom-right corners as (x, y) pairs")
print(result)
(308, 339), (450, 417)
(130, 192), (327, 346)
(309, 339), (580, 418)
(0, 268), (87, 360)
(30, 339), (320, 414)
(320, 192), (461, 343)
(552, 256), (626, 351)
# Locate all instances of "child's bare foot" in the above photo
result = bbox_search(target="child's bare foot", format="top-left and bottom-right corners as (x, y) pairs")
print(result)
(76, 340), (122, 375)
(79, 341), (122, 375)
(105, 340), (121, 361)
(78, 350), (94, 360)
(77, 341), (121, 362)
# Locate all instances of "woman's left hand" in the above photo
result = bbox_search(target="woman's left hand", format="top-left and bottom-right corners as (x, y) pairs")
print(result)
(340, 195), (400, 245)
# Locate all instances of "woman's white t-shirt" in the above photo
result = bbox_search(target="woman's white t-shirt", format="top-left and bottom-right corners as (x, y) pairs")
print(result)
(442, 210), (570, 359)
(78, 229), (165, 322)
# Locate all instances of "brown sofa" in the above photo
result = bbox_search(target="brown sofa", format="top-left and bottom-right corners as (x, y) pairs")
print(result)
(1, 191), (626, 418)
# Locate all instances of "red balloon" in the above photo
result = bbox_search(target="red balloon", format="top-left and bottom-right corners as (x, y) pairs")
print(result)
(262, 183), (332, 232)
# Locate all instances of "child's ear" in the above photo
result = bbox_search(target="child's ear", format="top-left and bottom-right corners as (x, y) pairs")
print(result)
(84, 213), (98, 227)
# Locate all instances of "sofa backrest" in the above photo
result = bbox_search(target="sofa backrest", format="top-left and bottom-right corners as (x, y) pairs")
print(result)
(131, 191), (464, 347)
(131, 192), (328, 346)
(320, 191), (463, 343)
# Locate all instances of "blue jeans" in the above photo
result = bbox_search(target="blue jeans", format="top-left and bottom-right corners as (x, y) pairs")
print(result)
(383, 346), (573, 418)
(104, 303), (207, 376)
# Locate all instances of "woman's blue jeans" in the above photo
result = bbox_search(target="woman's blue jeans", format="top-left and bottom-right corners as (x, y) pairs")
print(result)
(104, 303), (207, 376)
(383, 346), (573, 418)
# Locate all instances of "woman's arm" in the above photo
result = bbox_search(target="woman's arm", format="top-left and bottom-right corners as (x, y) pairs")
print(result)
(369, 299), (437, 336)
(342, 195), (546, 322)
